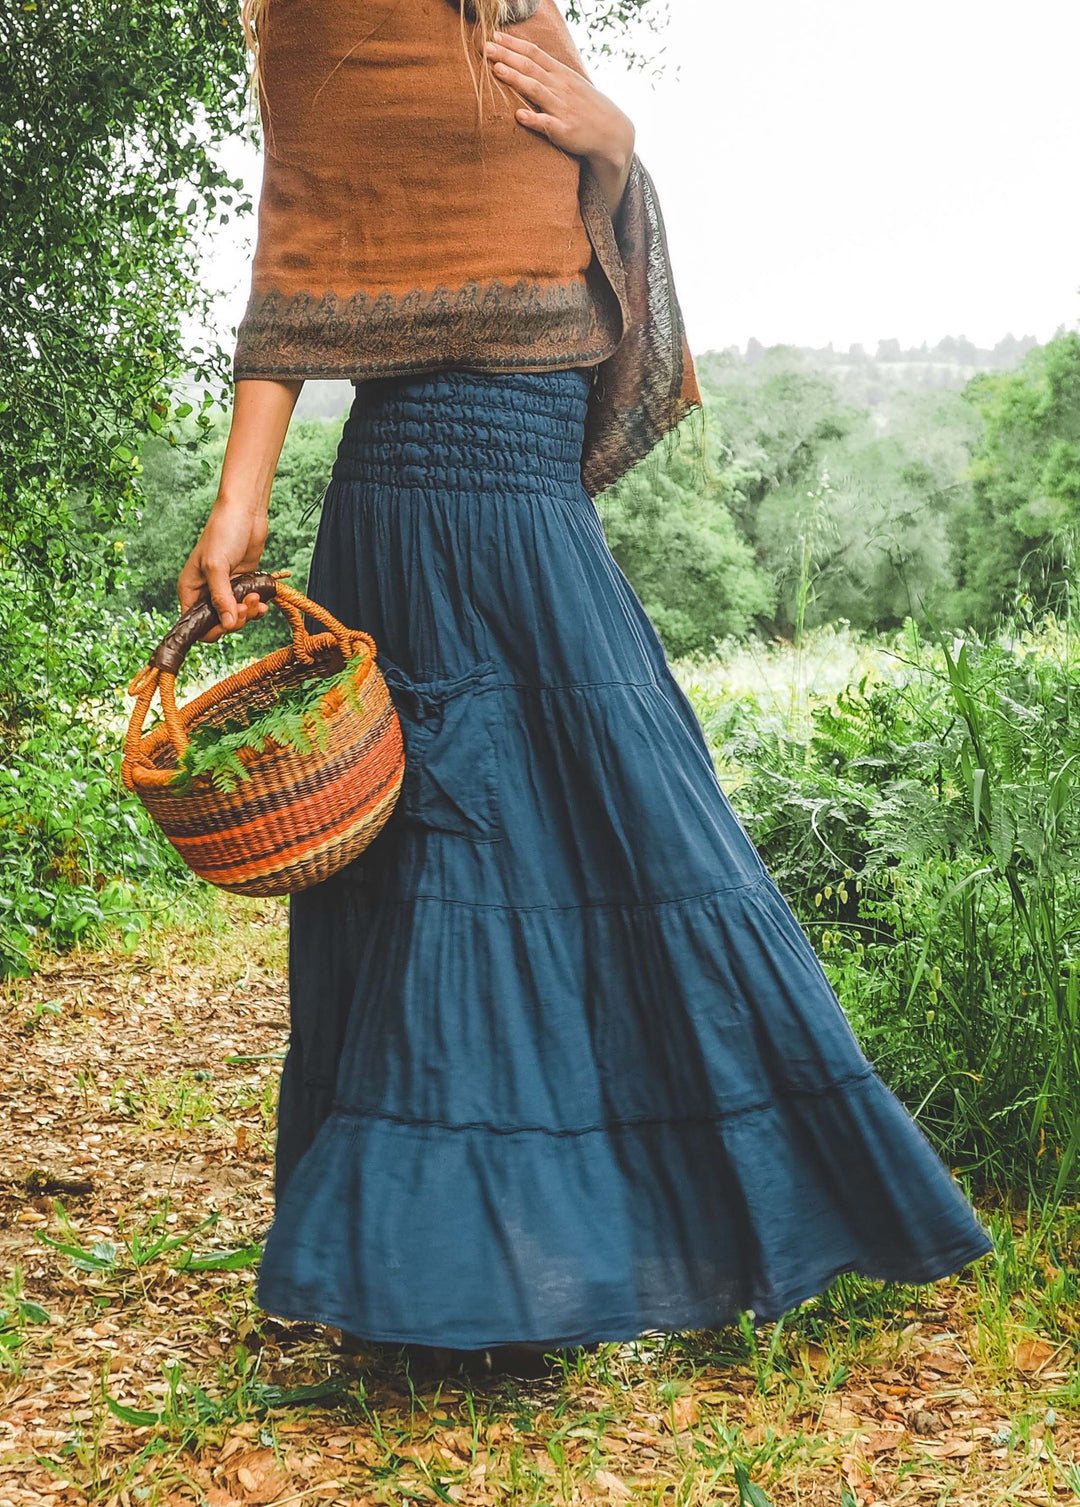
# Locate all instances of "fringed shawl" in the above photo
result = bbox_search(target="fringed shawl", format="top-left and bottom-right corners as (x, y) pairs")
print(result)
(233, 0), (701, 495)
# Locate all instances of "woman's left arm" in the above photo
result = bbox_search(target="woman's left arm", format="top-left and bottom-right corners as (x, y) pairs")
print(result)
(485, 31), (635, 216)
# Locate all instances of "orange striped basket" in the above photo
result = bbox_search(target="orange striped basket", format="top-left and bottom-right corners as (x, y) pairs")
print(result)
(121, 572), (404, 897)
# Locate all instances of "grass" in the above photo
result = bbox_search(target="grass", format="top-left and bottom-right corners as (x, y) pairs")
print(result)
(674, 622), (913, 746)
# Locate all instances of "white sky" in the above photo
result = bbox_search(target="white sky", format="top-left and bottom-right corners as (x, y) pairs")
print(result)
(204, 0), (1080, 356)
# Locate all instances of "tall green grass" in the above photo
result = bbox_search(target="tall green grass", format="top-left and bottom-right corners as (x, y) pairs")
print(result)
(683, 615), (1080, 1205)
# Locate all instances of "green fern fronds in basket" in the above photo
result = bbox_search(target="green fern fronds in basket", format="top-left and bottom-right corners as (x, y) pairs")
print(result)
(169, 657), (368, 795)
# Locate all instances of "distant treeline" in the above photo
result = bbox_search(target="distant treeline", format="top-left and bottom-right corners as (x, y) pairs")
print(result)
(740, 331), (1042, 369)
(699, 332), (1049, 412)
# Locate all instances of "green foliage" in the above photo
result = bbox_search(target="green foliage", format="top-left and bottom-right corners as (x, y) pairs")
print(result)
(667, 348), (983, 639)
(33, 1203), (261, 1284)
(759, 391), (980, 633)
(0, 404), (343, 973)
(0, 567), (199, 975)
(734, 1462), (774, 1507)
(698, 618), (1080, 1198)
(566, 0), (660, 21)
(598, 424), (775, 656)
(949, 332), (1080, 627)
(0, 1268), (50, 1373)
(171, 655), (367, 794)
(605, 344), (989, 650)
(0, 0), (248, 576)
(37, 1214), (217, 1274)
(565, 0), (667, 64)
(0, 0), (251, 969)
(102, 1356), (351, 1439)
(0, 381), (336, 975)
(674, 333), (1080, 644)
(175, 1244), (263, 1273)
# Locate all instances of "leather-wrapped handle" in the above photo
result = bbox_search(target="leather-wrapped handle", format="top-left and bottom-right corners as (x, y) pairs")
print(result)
(151, 573), (280, 676)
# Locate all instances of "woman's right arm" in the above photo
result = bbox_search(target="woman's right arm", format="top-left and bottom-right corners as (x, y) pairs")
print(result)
(178, 377), (304, 641)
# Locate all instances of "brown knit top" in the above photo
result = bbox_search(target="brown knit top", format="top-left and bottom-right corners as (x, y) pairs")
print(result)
(233, 0), (701, 495)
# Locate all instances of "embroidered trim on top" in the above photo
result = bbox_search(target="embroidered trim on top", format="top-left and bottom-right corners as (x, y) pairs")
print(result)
(233, 274), (623, 383)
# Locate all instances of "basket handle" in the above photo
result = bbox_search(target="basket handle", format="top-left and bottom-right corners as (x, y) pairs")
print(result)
(125, 572), (366, 766)
(150, 571), (284, 675)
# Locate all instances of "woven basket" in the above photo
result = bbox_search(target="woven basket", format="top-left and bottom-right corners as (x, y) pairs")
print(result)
(121, 572), (404, 897)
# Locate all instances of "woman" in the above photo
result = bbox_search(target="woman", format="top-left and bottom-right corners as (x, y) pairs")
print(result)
(179, 0), (992, 1372)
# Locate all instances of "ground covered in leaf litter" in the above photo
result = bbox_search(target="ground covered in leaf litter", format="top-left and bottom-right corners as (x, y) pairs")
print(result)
(1, 900), (1079, 1507)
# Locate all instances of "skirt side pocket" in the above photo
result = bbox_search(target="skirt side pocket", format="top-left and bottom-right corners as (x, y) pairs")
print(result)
(379, 657), (502, 844)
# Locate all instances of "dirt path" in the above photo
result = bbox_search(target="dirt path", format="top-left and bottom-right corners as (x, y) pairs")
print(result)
(1, 903), (1077, 1506)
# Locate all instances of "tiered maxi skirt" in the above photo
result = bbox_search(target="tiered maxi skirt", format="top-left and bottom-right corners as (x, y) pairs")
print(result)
(259, 369), (993, 1349)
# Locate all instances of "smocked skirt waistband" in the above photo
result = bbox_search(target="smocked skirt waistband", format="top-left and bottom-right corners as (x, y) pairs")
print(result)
(333, 369), (591, 495)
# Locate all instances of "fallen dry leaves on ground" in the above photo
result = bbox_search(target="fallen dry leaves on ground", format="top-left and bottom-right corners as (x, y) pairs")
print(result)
(1, 903), (1078, 1507)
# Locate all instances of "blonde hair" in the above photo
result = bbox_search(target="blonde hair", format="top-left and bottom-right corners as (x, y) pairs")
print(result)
(241, 0), (512, 110)
(239, 0), (265, 106)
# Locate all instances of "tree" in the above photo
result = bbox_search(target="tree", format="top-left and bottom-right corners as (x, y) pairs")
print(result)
(697, 349), (853, 548)
(639, 348), (983, 640)
(0, 0), (253, 790)
(756, 388), (980, 633)
(948, 332), (1080, 628)
(0, 1), (249, 582)
(598, 430), (775, 658)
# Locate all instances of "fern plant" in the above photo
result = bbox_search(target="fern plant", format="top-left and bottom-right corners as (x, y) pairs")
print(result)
(169, 656), (368, 795)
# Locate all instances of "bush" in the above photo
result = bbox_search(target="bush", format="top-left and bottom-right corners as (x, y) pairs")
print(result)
(690, 618), (1080, 1199)
(598, 426), (775, 656)
(0, 566), (219, 975)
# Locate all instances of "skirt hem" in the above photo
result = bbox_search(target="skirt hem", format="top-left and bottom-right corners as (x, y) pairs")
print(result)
(257, 1232), (994, 1351)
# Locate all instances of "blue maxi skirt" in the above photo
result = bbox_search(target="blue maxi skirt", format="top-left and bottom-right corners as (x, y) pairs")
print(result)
(258, 369), (993, 1348)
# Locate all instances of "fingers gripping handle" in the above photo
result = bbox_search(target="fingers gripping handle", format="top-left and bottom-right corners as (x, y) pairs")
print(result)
(151, 572), (280, 676)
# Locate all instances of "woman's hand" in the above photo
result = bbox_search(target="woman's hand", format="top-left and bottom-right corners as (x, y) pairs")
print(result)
(177, 501), (270, 643)
(485, 32), (635, 216)
(176, 377), (303, 642)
